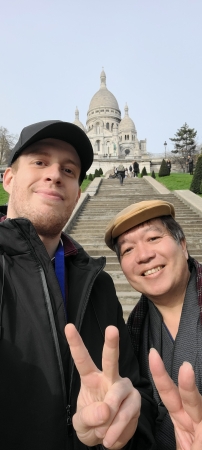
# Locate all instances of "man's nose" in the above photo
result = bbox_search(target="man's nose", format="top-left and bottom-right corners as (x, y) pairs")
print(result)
(44, 163), (61, 182)
(135, 242), (156, 264)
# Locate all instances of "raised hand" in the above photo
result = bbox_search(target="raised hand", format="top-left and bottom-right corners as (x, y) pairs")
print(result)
(149, 348), (202, 450)
(65, 323), (141, 449)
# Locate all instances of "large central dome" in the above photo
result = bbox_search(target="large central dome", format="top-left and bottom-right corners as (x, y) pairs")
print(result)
(88, 70), (119, 111)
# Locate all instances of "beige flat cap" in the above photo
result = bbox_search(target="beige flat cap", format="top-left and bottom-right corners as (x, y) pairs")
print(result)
(105, 199), (175, 251)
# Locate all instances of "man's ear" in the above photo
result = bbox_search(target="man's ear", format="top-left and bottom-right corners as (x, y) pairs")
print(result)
(181, 238), (189, 260)
(3, 167), (14, 194)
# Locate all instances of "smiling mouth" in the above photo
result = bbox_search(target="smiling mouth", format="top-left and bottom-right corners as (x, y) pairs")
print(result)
(143, 266), (164, 276)
(36, 190), (63, 200)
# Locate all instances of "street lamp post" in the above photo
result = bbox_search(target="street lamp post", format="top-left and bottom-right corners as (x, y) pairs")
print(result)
(164, 141), (167, 159)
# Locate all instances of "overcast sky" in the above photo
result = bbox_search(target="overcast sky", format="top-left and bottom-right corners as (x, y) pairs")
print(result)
(1, 0), (201, 154)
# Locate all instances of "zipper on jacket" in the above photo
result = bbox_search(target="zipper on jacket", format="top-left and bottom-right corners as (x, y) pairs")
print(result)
(66, 404), (73, 436)
(13, 221), (68, 415)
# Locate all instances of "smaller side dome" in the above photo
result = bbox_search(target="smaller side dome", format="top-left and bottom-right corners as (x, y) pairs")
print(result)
(73, 107), (86, 132)
(119, 103), (136, 133)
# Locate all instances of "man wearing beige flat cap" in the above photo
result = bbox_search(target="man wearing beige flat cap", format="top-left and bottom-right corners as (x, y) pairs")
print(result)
(105, 199), (202, 450)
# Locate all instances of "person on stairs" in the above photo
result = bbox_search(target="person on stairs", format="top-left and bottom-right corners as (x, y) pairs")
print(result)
(105, 199), (202, 450)
(117, 164), (125, 185)
(0, 120), (157, 450)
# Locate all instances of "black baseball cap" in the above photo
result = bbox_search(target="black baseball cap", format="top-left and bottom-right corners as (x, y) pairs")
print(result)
(8, 120), (94, 184)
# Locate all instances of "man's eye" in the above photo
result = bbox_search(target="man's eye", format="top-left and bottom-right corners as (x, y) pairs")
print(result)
(122, 247), (132, 255)
(35, 161), (44, 166)
(64, 168), (73, 174)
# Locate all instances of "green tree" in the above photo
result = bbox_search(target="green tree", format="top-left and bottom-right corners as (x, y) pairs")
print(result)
(140, 167), (147, 177)
(88, 173), (93, 181)
(170, 123), (197, 171)
(151, 170), (156, 179)
(190, 155), (202, 194)
(98, 168), (103, 175)
(94, 169), (100, 177)
(159, 159), (170, 177)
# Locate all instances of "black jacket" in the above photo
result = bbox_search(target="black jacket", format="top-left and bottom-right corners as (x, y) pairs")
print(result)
(133, 162), (139, 173)
(0, 218), (156, 450)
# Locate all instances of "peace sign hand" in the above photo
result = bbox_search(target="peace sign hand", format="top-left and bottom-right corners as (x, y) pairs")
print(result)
(149, 348), (202, 450)
(65, 324), (140, 449)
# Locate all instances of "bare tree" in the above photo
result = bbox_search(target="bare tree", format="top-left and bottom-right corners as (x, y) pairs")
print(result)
(0, 127), (18, 165)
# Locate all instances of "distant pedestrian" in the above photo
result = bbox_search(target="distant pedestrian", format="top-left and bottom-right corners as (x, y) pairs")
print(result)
(129, 165), (133, 177)
(133, 161), (139, 177)
(125, 167), (128, 178)
(166, 159), (171, 174)
(117, 164), (125, 185)
(186, 155), (193, 175)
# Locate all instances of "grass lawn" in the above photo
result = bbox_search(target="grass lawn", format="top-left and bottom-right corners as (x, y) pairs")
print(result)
(0, 184), (8, 205)
(147, 172), (202, 198)
(154, 173), (193, 190)
(81, 179), (91, 192)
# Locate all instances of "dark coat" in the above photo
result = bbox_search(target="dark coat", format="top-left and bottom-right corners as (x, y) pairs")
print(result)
(127, 257), (202, 449)
(133, 162), (139, 173)
(0, 218), (156, 450)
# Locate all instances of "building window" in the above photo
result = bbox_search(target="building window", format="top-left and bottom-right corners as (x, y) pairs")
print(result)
(111, 123), (114, 131)
(96, 140), (100, 152)
(106, 123), (109, 130)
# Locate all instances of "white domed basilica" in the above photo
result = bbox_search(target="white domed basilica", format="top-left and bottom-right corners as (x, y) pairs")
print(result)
(73, 70), (147, 159)
(73, 70), (149, 174)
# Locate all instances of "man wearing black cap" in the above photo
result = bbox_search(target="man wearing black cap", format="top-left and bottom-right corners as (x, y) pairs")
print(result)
(0, 121), (156, 450)
(105, 199), (202, 450)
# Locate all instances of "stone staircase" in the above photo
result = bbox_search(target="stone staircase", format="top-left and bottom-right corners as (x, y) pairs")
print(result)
(69, 177), (202, 321)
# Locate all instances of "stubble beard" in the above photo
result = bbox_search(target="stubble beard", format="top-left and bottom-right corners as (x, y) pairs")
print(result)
(9, 195), (71, 238)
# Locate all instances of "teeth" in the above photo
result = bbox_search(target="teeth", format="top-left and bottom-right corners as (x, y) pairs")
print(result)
(144, 266), (163, 276)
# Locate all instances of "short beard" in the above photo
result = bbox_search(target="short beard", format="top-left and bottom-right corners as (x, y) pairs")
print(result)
(9, 197), (69, 238)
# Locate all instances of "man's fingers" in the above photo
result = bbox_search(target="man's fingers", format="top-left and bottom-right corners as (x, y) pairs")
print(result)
(102, 326), (119, 383)
(149, 348), (182, 414)
(95, 377), (138, 442)
(73, 401), (110, 432)
(72, 402), (110, 447)
(65, 325), (120, 383)
(102, 387), (140, 449)
(65, 323), (98, 377)
(178, 362), (202, 424)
